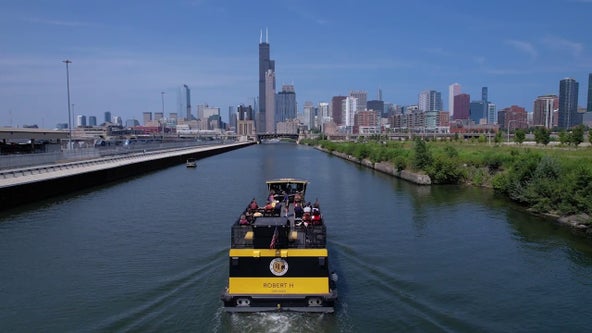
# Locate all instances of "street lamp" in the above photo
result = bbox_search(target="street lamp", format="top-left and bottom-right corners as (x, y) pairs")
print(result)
(507, 119), (526, 143)
(63, 59), (72, 149)
(160, 92), (165, 141)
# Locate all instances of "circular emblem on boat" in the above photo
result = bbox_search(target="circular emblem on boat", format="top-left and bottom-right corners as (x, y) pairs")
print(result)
(269, 258), (289, 276)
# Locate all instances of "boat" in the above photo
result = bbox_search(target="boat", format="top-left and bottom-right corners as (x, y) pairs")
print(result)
(221, 178), (338, 313)
(186, 158), (197, 168)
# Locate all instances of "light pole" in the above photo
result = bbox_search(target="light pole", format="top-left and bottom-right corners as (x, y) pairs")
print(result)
(63, 59), (72, 149)
(507, 119), (525, 143)
(161, 92), (165, 141)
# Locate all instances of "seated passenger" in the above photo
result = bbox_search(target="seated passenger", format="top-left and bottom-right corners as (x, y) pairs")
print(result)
(239, 214), (249, 225)
(294, 203), (304, 218)
(294, 191), (302, 204)
(311, 211), (322, 225)
(248, 198), (258, 212)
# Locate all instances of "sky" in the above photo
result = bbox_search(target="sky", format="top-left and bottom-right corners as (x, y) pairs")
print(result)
(1, 0), (591, 129)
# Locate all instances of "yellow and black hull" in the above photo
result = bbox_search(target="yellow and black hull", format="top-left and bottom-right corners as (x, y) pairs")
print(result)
(221, 248), (337, 313)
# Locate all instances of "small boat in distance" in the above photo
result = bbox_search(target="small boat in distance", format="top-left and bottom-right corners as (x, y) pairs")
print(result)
(221, 178), (337, 313)
(186, 158), (197, 168)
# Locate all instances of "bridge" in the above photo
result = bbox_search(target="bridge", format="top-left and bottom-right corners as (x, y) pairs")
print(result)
(256, 133), (300, 141)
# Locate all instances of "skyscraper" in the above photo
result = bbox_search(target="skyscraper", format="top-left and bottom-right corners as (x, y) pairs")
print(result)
(264, 69), (276, 133)
(533, 95), (558, 129)
(448, 83), (461, 116)
(258, 29), (275, 133)
(331, 96), (347, 126)
(418, 90), (442, 112)
(453, 93), (470, 120)
(276, 84), (297, 123)
(349, 91), (367, 112)
(178, 84), (192, 120)
(587, 73), (592, 113)
(558, 77), (580, 129)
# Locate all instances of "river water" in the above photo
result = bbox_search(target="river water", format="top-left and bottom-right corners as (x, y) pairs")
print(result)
(1, 143), (591, 332)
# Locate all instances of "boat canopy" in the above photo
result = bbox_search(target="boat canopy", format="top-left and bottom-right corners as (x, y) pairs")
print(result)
(266, 178), (308, 197)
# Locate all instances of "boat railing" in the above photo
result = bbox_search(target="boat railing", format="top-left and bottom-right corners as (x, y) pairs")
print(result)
(231, 223), (326, 249)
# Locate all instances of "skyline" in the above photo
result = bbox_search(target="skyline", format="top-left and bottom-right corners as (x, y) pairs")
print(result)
(1, 0), (591, 128)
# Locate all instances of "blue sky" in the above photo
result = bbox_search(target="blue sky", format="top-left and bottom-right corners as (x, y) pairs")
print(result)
(1, 0), (591, 128)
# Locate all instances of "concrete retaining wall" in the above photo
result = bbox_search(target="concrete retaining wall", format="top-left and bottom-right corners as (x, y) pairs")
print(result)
(0, 142), (253, 212)
(318, 147), (431, 185)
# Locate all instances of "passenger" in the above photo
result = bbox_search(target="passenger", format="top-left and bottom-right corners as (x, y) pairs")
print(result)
(294, 203), (304, 219)
(294, 191), (302, 204)
(268, 190), (276, 203)
(313, 198), (320, 209)
(303, 203), (311, 215)
(239, 214), (249, 225)
(311, 210), (322, 225)
(249, 198), (258, 211)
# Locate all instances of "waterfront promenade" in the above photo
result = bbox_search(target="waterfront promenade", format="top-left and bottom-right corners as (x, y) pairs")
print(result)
(0, 141), (253, 211)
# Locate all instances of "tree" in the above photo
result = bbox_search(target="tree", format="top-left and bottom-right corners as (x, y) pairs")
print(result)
(514, 129), (526, 144)
(534, 127), (551, 146)
(494, 131), (503, 144)
(569, 125), (584, 146)
(558, 130), (569, 145)
(413, 137), (432, 170)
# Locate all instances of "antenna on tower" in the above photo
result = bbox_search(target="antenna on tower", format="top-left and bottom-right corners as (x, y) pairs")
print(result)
(266, 27), (269, 43)
(259, 29), (262, 44)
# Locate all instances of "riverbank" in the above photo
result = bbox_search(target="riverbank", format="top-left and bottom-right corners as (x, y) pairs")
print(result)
(312, 144), (592, 238)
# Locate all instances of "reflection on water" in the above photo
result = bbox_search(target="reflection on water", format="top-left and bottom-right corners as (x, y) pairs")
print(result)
(0, 143), (591, 332)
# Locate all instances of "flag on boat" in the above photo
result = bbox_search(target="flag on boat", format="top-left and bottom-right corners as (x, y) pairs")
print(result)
(270, 226), (279, 249)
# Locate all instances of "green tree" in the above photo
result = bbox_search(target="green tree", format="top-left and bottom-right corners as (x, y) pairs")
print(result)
(494, 131), (503, 144)
(534, 127), (551, 145)
(569, 125), (584, 146)
(514, 129), (526, 144)
(558, 130), (569, 145)
(413, 137), (432, 170)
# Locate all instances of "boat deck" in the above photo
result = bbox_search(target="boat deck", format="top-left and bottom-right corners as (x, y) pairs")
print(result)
(231, 201), (326, 250)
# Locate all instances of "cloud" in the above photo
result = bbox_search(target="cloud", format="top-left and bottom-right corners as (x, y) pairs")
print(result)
(23, 17), (91, 27)
(506, 40), (538, 59)
(542, 36), (584, 58)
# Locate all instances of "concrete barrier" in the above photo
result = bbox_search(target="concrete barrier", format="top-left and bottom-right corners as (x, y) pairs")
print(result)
(0, 142), (254, 212)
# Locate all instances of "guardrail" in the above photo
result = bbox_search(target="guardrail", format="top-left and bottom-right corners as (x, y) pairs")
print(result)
(0, 140), (230, 170)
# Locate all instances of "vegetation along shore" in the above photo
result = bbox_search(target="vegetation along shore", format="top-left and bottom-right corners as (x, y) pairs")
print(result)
(301, 135), (592, 237)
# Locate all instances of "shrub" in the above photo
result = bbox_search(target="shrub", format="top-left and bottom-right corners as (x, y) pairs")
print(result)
(413, 138), (432, 170)
(427, 156), (464, 184)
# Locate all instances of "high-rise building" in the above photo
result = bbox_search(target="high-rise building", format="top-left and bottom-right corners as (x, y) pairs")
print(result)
(318, 102), (329, 125)
(258, 29), (275, 133)
(142, 112), (152, 125)
(178, 84), (192, 120)
(343, 96), (358, 130)
(76, 115), (87, 127)
(448, 83), (461, 116)
(276, 84), (296, 124)
(533, 95), (558, 129)
(418, 90), (442, 112)
(264, 69), (276, 133)
(349, 91), (367, 112)
(499, 105), (528, 131)
(367, 100), (385, 116)
(470, 101), (485, 124)
(453, 93), (470, 120)
(587, 73), (592, 113)
(302, 101), (314, 130)
(487, 103), (497, 124)
(558, 77), (580, 129)
(104, 111), (112, 124)
(331, 96), (347, 126)
(88, 116), (97, 127)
